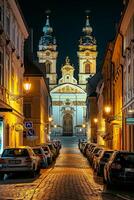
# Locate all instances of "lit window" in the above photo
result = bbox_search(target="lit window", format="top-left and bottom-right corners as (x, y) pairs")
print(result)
(6, 10), (10, 35)
(23, 103), (31, 118)
(0, 50), (4, 85)
(85, 63), (90, 73)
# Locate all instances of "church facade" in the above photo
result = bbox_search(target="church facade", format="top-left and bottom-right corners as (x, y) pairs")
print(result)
(37, 15), (97, 137)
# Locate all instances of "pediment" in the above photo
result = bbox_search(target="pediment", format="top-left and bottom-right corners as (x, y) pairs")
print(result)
(51, 83), (85, 94)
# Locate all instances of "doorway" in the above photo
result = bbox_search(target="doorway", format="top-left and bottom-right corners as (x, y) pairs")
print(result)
(63, 113), (73, 136)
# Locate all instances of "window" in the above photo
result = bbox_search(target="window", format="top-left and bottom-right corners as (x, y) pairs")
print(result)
(5, 54), (10, 90)
(0, 2), (3, 25)
(23, 103), (31, 118)
(45, 62), (51, 73)
(12, 19), (15, 44)
(6, 10), (10, 36)
(0, 50), (4, 85)
(85, 63), (90, 73)
(11, 65), (14, 93)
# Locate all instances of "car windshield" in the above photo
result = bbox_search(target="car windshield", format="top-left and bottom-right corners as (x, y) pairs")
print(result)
(103, 151), (113, 158)
(115, 153), (134, 167)
(33, 148), (42, 154)
(94, 148), (101, 153)
(2, 149), (29, 157)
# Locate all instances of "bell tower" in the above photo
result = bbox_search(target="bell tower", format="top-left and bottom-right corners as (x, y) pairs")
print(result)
(77, 16), (97, 91)
(37, 16), (58, 90)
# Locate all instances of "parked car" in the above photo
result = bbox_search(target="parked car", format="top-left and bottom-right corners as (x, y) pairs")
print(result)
(0, 146), (41, 180)
(103, 150), (134, 186)
(85, 143), (97, 159)
(82, 143), (90, 156)
(40, 145), (53, 164)
(80, 141), (87, 153)
(90, 146), (104, 166)
(95, 150), (114, 176)
(32, 146), (48, 168)
(46, 143), (57, 160)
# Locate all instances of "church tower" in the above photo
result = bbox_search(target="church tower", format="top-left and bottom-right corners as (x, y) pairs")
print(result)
(77, 16), (97, 91)
(37, 16), (58, 90)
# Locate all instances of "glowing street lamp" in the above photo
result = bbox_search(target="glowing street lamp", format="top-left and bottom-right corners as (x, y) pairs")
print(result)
(23, 79), (31, 93)
(104, 106), (111, 114)
(54, 124), (57, 128)
(82, 124), (86, 128)
(94, 118), (98, 123)
(49, 117), (52, 122)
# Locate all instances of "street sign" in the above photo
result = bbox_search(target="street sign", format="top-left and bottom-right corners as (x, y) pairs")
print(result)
(24, 121), (33, 129)
(126, 118), (134, 125)
(26, 129), (35, 137)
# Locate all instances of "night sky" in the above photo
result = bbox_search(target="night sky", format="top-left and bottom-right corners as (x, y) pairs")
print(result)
(18, 0), (123, 77)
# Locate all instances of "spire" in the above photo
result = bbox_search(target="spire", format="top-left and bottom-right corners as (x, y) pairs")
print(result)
(39, 15), (57, 51)
(43, 15), (53, 34)
(86, 16), (90, 27)
(46, 15), (50, 26)
(80, 14), (96, 46)
(83, 15), (92, 35)
(65, 56), (70, 65)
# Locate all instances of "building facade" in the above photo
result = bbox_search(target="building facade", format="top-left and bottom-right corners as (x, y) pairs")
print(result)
(37, 15), (97, 137)
(0, 0), (28, 153)
(23, 58), (51, 146)
(120, 0), (134, 151)
(50, 57), (87, 137)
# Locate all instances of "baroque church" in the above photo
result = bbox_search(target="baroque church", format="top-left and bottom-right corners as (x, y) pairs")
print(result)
(37, 15), (97, 137)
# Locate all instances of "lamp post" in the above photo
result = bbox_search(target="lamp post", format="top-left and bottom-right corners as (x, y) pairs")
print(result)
(48, 116), (52, 135)
(10, 78), (31, 101)
(54, 124), (57, 137)
(82, 123), (86, 137)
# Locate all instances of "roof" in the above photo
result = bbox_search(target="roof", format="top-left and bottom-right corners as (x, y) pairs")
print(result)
(87, 71), (102, 96)
(24, 56), (43, 76)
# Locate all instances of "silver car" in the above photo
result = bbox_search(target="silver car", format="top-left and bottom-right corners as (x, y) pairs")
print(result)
(0, 146), (41, 180)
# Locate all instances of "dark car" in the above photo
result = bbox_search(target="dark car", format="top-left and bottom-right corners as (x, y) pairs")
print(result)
(95, 150), (114, 176)
(103, 150), (134, 186)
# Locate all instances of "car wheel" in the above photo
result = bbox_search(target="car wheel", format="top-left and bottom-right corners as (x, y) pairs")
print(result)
(0, 174), (4, 180)
(30, 167), (36, 178)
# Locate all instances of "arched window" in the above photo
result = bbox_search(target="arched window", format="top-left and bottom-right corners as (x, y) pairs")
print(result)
(45, 62), (51, 73)
(85, 63), (90, 73)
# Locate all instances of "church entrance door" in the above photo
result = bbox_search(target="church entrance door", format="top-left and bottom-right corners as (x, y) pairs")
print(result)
(63, 113), (73, 136)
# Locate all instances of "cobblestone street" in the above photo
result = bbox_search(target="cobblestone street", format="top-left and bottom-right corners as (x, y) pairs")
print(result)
(0, 137), (134, 200)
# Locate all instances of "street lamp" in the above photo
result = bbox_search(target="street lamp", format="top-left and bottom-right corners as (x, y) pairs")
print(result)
(23, 79), (31, 92)
(54, 124), (57, 137)
(48, 116), (52, 135)
(104, 106), (111, 114)
(93, 118), (98, 123)
(10, 78), (31, 101)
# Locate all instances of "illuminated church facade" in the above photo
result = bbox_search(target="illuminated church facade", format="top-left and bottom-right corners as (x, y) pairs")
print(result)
(37, 15), (97, 136)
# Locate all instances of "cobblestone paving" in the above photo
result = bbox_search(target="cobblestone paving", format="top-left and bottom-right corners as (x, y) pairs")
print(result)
(0, 137), (134, 200)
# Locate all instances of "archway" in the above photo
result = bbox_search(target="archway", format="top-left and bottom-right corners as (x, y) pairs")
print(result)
(63, 113), (73, 136)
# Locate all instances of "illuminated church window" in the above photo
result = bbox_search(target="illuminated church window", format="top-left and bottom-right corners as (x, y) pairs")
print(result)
(45, 61), (51, 73)
(85, 63), (90, 73)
